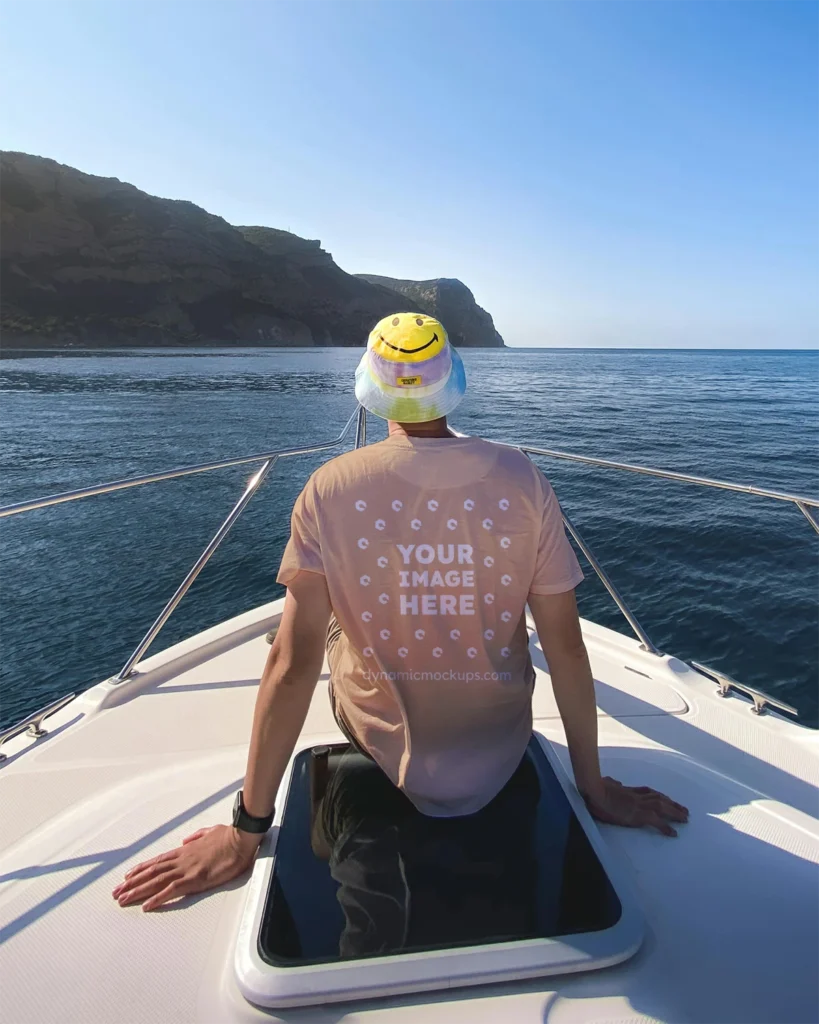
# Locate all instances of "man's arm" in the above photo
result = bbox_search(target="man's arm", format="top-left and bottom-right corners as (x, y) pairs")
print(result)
(112, 570), (332, 910)
(242, 571), (332, 821)
(528, 589), (688, 836)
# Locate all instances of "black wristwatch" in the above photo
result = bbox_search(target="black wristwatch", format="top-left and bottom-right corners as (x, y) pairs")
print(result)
(232, 790), (275, 834)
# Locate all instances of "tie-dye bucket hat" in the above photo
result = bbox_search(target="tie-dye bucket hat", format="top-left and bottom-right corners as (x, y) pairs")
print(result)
(355, 312), (467, 423)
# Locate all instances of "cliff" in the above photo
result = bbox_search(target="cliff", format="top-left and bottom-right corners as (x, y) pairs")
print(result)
(0, 152), (505, 349)
(355, 275), (505, 351)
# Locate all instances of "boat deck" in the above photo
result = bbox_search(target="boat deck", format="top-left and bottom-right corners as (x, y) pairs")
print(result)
(1, 599), (817, 1024)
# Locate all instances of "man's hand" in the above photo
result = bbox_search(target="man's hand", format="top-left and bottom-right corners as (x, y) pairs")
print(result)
(112, 825), (260, 911)
(528, 590), (688, 838)
(113, 571), (332, 914)
(583, 777), (689, 837)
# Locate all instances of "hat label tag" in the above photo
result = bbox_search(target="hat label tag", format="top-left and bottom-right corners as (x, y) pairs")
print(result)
(397, 375), (422, 386)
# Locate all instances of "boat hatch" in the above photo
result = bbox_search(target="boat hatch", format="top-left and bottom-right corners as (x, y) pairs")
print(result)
(528, 632), (689, 720)
(234, 733), (643, 1008)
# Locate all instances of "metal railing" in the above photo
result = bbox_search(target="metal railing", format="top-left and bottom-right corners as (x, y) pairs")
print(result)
(512, 440), (817, 707)
(116, 456), (279, 680)
(0, 406), (360, 706)
(0, 691), (77, 762)
(690, 661), (798, 717)
(517, 443), (819, 535)
(116, 405), (368, 680)
(559, 507), (660, 655)
(507, 434), (818, 659)
(515, 447), (661, 655)
(1, 406), (816, 754)
(0, 407), (362, 520)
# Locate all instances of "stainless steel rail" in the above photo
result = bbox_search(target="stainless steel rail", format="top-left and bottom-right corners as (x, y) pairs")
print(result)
(0, 692), (77, 762)
(355, 406), (367, 449)
(796, 501), (819, 537)
(516, 447), (663, 655)
(520, 441), (819, 652)
(518, 443), (819, 517)
(2, 409), (359, 683)
(0, 407), (360, 519)
(2, 409), (816, 697)
(690, 660), (799, 717)
(560, 508), (660, 655)
(117, 457), (279, 680)
(113, 407), (362, 678)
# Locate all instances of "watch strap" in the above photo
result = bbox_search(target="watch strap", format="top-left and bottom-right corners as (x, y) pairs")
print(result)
(233, 790), (274, 834)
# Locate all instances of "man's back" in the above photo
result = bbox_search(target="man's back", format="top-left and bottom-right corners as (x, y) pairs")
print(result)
(112, 313), (685, 914)
(278, 433), (583, 815)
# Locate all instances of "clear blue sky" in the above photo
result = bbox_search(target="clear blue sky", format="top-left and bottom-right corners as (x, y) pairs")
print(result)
(2, 1), (817, 348)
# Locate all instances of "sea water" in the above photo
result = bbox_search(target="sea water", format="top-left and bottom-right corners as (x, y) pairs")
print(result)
(1, 347), (816, 728)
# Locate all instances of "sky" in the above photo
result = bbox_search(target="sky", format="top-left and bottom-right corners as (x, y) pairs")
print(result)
(1, 0), (817, 348)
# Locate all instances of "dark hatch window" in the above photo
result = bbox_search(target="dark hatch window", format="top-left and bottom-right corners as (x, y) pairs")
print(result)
(259, 738), (621, 966)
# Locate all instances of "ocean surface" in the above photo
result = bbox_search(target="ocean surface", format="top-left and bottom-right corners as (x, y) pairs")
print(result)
(1, 347), (817, 730)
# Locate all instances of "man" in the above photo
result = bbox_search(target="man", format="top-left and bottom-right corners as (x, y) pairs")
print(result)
(113, 313), (687, 913)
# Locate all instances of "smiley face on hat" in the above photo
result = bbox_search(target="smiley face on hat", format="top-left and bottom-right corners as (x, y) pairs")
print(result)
(356, 311), (467, 422)
(368, 313), (448, 365)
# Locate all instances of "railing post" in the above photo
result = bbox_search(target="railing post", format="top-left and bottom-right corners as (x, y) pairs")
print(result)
(520, 450), (661, 654)
(796, 501), (819, 537)
(355, 406), (367, 449)
(116, 456), (279, 681)
(559, 509), (661, 655)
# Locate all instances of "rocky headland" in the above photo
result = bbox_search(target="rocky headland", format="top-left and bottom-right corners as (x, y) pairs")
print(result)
(0, 152), (505, 349)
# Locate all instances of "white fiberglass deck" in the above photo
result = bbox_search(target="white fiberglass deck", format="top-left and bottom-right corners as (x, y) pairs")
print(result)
(1, 599), (817, 1024)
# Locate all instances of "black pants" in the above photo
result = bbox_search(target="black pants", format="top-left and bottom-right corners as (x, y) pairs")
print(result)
(326, 614), (373, 759)
(321, 616), (541, 957)
(316, 747), (541, 958)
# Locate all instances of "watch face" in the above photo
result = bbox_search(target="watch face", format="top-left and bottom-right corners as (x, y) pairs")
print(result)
(233, 790), (243, 825)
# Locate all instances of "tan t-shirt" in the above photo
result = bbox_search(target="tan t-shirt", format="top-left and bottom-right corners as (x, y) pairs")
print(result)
(277, 434), (583, 816)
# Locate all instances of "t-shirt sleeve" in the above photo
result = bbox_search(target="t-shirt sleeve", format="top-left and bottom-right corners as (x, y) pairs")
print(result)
(276, 476), (325, 585)
(528, 470), (584, 596)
